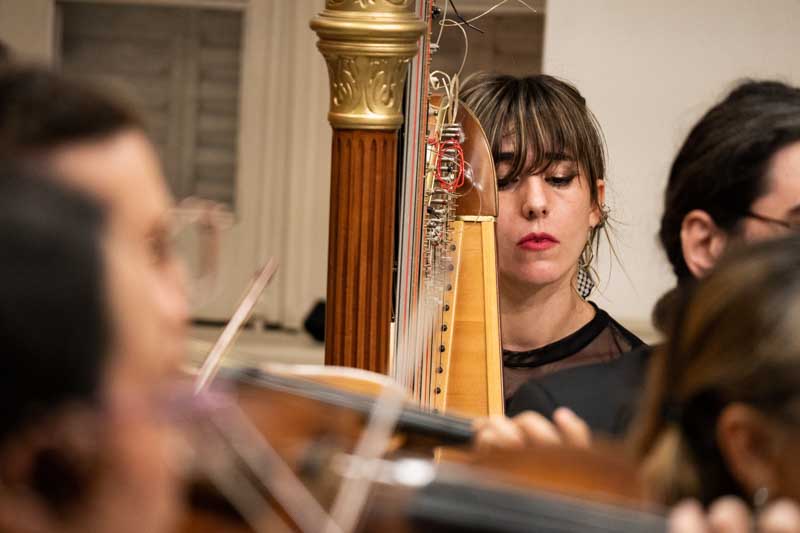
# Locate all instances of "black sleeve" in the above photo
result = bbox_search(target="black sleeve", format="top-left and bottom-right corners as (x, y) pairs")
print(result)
(504, 345), (653, 437)
(506, 380), (557, 419)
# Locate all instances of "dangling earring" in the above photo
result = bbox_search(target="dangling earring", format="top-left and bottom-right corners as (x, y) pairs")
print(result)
(576, 255), (595, 299)
(576, 231), (596, 299)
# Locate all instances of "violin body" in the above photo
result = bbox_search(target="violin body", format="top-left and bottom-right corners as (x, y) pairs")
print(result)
(178, 364), (471, 533)
(178, 366), (662, 533)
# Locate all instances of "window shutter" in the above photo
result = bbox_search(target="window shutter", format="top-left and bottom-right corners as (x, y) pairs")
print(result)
(60, 3), (243, 208)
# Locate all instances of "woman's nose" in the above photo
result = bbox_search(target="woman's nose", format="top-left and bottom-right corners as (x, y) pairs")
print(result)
(521, 178), (548, 219)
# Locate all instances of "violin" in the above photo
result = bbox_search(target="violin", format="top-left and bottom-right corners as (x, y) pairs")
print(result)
(174, 263), (664, 533)
(177, 390), (665, 533)
(177, 364), (665, 532)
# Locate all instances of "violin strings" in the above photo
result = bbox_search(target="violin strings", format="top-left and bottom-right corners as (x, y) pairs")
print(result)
(324, 382), (407, 533)
(195, 444), (292, 533)
(200, 403), (340, 533)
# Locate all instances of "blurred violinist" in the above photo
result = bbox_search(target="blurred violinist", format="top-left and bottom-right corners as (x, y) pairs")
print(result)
(0, 64), (199, 532)
(0, 64), (190, 378)
(630, 234), (800, 530)
(0, 166), (184, 533)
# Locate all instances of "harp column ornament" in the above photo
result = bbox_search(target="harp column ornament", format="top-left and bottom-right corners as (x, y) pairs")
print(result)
(311, 0), (424, 130)
(310, 1), (425, 372)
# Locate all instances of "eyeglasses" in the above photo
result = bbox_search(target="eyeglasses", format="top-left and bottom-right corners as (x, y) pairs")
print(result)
(171, 197), (234, 309)
(743, 210), (800, 232)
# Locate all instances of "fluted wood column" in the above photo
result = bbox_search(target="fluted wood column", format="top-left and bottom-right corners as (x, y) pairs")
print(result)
(326, 131), (397, 371)
(311, 0), (424, 372)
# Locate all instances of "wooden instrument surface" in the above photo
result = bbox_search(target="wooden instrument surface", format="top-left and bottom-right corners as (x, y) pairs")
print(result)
(428, 100), (504, 418)
(177, 365), (663, 533)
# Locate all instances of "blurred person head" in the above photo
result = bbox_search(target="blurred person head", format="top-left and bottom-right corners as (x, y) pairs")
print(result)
(631, 234), (800, 507)
(0, 64), (188, 368)
(0, 166), (182, 533)
(655, 80), (800, 329)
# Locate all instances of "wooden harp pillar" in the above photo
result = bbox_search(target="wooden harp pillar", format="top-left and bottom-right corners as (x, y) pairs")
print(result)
(310, 2), (425, 372)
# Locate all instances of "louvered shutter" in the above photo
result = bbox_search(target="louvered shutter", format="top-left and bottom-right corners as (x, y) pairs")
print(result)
(60, 3), (242, 208)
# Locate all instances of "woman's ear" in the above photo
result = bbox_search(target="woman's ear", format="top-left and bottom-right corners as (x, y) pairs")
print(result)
(716, 403), (781, 499)
(589, 179), (606, 228)
(680, 209), (728, 278)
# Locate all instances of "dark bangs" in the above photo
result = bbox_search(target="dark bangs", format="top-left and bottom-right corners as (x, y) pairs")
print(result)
(461, 73), (606, 200)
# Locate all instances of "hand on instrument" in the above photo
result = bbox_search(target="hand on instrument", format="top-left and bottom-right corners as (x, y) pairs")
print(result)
(669, 497), (800, 533)
(472, 407), (592, 452)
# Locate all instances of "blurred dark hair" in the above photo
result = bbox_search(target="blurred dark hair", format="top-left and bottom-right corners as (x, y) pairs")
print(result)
(632, 234), (800, 506)
(0, 163), (109, 511)
(0, 164), (109, 440)
(0, 65), (144, 158)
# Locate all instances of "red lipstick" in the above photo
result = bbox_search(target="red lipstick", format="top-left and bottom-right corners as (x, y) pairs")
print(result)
(517, 232), (559, 251)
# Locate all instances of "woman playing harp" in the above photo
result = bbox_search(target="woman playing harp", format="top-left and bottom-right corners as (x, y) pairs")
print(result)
(461, 73), (647, 436)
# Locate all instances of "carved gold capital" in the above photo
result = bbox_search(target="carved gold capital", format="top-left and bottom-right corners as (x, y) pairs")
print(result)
(310, 0), (425, 130)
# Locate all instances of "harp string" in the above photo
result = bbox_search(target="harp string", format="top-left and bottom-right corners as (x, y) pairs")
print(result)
(393, 0), (509, 411)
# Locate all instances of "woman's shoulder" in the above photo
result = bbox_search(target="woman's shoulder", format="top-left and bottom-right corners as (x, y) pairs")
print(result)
(592, 304), (648, 353)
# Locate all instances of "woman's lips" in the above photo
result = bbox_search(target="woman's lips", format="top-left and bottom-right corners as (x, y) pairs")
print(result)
(517, 232), (559, 251)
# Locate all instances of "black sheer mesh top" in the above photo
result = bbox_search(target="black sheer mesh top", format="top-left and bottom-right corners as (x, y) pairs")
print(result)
(503, 303), (644, 399)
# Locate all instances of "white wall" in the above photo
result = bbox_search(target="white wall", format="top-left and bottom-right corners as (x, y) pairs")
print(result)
(543, 0), (800, 336)
(0, 0), (55, 61)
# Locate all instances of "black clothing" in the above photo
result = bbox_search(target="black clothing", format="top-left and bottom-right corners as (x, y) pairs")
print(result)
(503, 304), (650, 437)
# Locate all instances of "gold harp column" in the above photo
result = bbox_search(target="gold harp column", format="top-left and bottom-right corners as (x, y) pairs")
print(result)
(310, 1), (425, 373)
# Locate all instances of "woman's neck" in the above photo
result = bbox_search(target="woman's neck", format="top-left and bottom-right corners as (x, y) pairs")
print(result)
(500, 273), (596, 352)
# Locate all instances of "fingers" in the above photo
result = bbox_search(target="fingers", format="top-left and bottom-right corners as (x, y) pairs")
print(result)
(472, 415), (526, 452)
(511, 411), (562, 446)
(552, 407), (592, 448)
(667, 497), (800, 533)
(472, 409), (593, 451)
(707, 496), (751, 533)
(668, 499), (708, 533)
(758, 499), (800, 533)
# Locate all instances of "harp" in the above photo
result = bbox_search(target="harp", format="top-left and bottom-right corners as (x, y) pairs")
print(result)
(310, 0), (503, 418)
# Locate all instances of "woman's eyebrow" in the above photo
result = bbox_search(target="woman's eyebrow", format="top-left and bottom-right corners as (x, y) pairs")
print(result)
(496, 151), (515, 162)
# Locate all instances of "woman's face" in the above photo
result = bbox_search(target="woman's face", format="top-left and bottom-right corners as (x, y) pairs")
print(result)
(495, 137), (604, 295)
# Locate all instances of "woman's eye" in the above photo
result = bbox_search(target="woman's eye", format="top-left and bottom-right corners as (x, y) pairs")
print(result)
(546, 175), (577, 188)
(497, 175), (520, 191)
